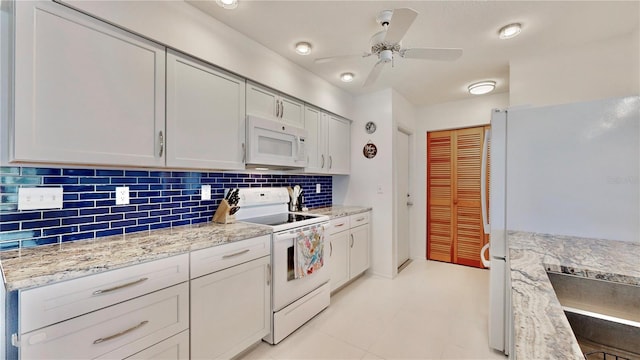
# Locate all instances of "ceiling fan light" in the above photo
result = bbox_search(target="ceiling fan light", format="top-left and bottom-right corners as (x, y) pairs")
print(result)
(295, 42), (312, 55)
(216, 0), (238, 10)
(468, 81), (496, 95)
(498, 23), (521, 39)
(340, 72), (354, 82)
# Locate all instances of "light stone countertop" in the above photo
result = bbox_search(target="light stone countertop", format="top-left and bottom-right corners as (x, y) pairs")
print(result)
(1, 222), (272, 292)
(508, 231), (640, 359)
(308, 205), (372, 219)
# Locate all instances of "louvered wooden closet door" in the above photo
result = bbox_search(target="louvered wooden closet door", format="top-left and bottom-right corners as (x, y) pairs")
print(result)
(453, 127), (484, 267)
(427, 126), (489, 268)
(427, 131), (453, 262)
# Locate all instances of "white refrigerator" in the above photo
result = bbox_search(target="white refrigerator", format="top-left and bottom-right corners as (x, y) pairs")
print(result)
(481, 96), (640, 355)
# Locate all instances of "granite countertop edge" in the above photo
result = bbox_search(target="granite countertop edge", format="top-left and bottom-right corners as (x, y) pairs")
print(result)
(308, 205), (372, 219)
(508, 230), (640, 359)
(1, 221), (273, 292)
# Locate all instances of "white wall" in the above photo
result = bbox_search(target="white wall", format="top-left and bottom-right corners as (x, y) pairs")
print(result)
(413, 93), (510, 259)
(334, 89), (394, 278)
(62, 0), (354, 119)
(510, 28), (640, 107)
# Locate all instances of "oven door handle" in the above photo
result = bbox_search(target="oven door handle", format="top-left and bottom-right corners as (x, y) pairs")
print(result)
(274, 224), (327, 242)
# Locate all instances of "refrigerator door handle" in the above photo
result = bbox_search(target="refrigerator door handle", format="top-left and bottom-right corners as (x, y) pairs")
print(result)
(481, 128), (491, 234)
(480, 242), (491, 268)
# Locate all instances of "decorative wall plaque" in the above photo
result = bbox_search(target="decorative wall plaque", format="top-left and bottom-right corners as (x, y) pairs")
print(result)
(365, 121), (377, 134)
(363, 141), (378, 159)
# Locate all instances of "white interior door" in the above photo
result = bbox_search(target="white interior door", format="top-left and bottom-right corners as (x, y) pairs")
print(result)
(396, 129), (411, 268)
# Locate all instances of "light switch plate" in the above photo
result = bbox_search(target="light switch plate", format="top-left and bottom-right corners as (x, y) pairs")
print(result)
(18, 187), (63, 210)
(201, 185), (211, 200)
(377, 184), (383, 194)
(115, 186), (130, 205)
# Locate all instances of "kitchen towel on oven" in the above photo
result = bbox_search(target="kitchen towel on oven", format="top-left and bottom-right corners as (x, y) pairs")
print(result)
(293, 226), (325, 278)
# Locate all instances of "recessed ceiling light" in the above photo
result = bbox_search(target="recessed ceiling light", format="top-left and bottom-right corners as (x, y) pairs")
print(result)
(216, 0), (238, 9)
(340, 72), (354, 82)
(295, 42), (312, 55)
(498, 23), (522, 39)
(468, 81), (496, 95)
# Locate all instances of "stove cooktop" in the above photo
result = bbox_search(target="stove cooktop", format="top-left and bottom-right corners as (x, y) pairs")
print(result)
(240, 213), (321, 227)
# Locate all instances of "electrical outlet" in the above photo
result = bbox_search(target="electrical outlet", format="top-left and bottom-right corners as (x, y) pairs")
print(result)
(18, 187), (63, 210)
(115, 186), (130, 205)
(201, 185), (211, 200)
(316, 184), (321, 193)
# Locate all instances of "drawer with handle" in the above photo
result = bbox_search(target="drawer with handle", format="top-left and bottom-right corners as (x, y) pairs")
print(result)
(190, 235), (270, 279)
(20, 254), (189, 333)
(329, 217), (350, 235)
(20, 282), (189, 360)
(349, 212), (370, 227)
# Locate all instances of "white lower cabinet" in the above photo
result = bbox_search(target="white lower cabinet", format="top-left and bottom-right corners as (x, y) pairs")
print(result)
(190, 237), (271, 360)
(125, 330), (189, 360)
(327, 212), (371, 292)
(20, 283), (189, 360)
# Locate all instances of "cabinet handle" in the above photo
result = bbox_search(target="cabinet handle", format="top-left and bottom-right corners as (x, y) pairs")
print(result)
(92, 277), (149, 296)
(356, 217), (365, 222)
(158, 131), (164, 157)
(335, 223), (345, 227)
(329, 156), (333, 169)
(280, 100), (284, 118)
(275, 100), (280, 118)
(266, 263), (271, 286)
(350, 234), (354, 248)
(330, 241), (333, 256)
(321, 155), (325, 168)
(93, 320), (149, 344)
(242, 142), (246, 163)
(222, 249), (250, 259)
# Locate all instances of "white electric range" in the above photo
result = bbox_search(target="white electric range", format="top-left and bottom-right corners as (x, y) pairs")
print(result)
(234, 187), (330, 344)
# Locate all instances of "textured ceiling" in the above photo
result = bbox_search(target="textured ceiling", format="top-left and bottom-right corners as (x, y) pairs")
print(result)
(187, 1), (639, 106)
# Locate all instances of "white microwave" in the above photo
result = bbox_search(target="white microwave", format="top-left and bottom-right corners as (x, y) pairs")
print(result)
(245, 115), (307, 168)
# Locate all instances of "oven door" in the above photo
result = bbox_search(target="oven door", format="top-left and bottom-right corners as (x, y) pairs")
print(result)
(272, 223), (329, 311)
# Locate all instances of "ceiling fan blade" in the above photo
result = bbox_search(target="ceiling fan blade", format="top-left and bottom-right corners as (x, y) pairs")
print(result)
(314, 53), (371, 64)
(363, 60), (385, 87)
(383, 8), (418, 44)
(401, 48), (463, 61)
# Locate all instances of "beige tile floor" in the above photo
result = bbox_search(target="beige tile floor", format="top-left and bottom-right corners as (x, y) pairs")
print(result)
(239, 260), (507, 360)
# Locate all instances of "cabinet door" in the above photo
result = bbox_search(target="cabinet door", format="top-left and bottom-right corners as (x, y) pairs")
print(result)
(279, 95), (304, 127)
(327, 115), (351, 174)
(13, 1), (165, 167)
(166, 50), (245, 170)
(125, 330), (189, 360)
(191, 256), (271, 360)
(349, 224), (370, 278)
(328, 230), (350, 292)
(303, 106), (326, 173)
(246, 82), (277, 119)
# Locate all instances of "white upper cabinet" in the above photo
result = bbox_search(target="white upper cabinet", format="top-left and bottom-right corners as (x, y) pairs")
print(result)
(246, 81), (304, 127)
(327, 114), (351, 175)
(304, 106), (350, 174)
(166, 50), (246, 170)
(13, 1), (165, 167)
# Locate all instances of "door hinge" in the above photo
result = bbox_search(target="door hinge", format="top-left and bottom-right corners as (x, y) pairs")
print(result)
(11, 333), (20, 347)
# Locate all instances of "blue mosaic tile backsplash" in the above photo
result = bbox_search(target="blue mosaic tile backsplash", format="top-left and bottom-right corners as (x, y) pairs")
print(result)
(0, 166), (332, 251)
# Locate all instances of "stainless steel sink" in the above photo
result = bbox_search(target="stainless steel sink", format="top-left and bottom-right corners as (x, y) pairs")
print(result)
(547, 272), (640, 360)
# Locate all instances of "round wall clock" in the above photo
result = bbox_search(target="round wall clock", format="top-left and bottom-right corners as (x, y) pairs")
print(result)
(363, 142), (378, 159)
(365, 121), (377, 134)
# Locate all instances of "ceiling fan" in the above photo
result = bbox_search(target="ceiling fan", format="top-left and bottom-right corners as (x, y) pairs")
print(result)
(315, 8), (463, 87)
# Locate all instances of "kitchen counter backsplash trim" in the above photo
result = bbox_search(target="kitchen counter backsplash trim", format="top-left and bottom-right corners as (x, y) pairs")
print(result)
(0, 166), (332, 251)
